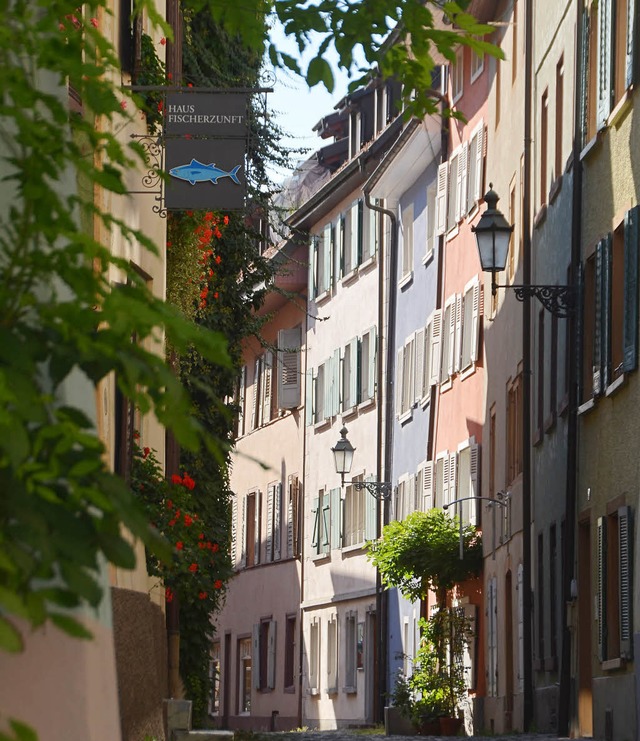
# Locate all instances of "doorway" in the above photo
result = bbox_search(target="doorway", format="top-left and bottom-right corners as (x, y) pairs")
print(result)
(577, 519), (593, 736)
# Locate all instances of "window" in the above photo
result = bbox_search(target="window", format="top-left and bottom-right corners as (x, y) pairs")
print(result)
(238, 637), (252, 713)
(311, 488), (341, 554)
(344, 200), (363, 276)
(540, 89), (548, 206)
(447, 152), (459, 230)
(440, 300), (455, 384)
(425, 184), (436, 260)
(344, 474), (365, 546)
(507, 372), (523, 483)
(342, 338), (357, 412)
(344, 612), (358, 692)
(396, 333), (416, 419)
(597, 506), (633, 663)
(555, 56), (564, 180)
(401, 202), (414, 280)
(309, 618), (321, 694)
(456, 440), (479, 526)
(452, 46), (464, 102)
(326, 615), (338, 693)
(359, 327), (377, 403)
(241, 490), (261, 568)
(582, 207), (639, 403)
(208, 642), (221, 715)
(314, 363), (325, 423)
(461, 279), (481, 371)
(466, 120), (485, 214)
(277, 326), (301, 410)
(284, 615), (297, 690)
(375, 83), (386, 133)
(308, 224), (333, 300)
(265, 482), (282, 562)
(434, 451), (457, 508)
(471, 35), (484, 82)
(287, 475), (301, 558)
(254, 619), (276, 691)
(250, 357), (262, 431)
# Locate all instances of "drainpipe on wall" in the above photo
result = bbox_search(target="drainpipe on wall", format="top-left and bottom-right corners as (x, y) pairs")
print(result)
(522, 0), (534, 729)
(364, 190), (396, 724)
(558, 0), (583, 733)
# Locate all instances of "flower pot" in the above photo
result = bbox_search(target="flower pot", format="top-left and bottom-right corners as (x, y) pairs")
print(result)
(438, 716), (463, 736)
(417, 718), (442, 736)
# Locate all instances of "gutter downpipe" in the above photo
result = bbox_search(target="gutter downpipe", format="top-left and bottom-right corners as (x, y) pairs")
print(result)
(558, 0), (583, 734)
(523, 0), (534, 729)
(364, 189), (396, 724)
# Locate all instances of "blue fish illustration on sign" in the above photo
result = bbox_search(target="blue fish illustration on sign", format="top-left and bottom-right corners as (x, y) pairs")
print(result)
(169, 159), (242, 186)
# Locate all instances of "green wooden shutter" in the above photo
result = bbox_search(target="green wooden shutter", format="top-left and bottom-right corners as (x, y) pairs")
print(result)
(623, 206), (639, 372)
(626, 0), (636, 88)
(252, 623), (261, 689)
(597, 516), (607, 661)
(602, 233), (612, 389)
(593, 240), (604, 396)
(330, 487), (342, 549)
(580, 8), (590, 146)
(618, 505), (633, 659)
(311, 497), (320, 552)
(367, 326), (377, 401)
(596, 0), (614, 129)
(322, 493), (331, 554)
(365, 476), (377, 540)
(308, 236), (317, 300)
(350, 201), (359, 272)
(323, 223), (332, 293)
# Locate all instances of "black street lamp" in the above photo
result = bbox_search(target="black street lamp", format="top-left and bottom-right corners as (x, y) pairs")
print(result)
(331, 426), (392, 500)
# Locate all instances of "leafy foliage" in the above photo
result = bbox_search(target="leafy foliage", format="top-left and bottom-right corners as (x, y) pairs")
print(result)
(366, 509), (482, 604)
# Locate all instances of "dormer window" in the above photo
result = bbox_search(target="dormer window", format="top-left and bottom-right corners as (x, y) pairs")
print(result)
(349, 110), (362, 158)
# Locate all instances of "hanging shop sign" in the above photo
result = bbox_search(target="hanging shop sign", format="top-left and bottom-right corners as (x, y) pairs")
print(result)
(164, 93), (247, 210)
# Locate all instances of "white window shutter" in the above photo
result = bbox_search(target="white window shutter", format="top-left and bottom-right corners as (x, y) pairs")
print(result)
(323, 223), (332, 292)
(415, 328), (425, 404)
(266, 484), (274, 562)
(447, 301), (456, 377)
(455, 148), (464, 222)
(330, 487), (342, 549)
(350, 201), (360, 270)
(231, 495), (238, 567)
(454, 294), (463, 373)
(322, 493), (331, 553)
(240, 495), (247, 568)
(473, 121), (485, 202)
(252, 623), (261, 690)
(273, 483), (282, 560)
(349, 337), (358, 409)
(250, 358), (261, 430)
(267, 620), (277, 689)
(396, 347), (404, 418)
(287, 476), (294, 558)
(254, 490), (261, 565)
(336, 213), (344, 281)
(436, 162), (449, 235)
(332, 348), (340, 416)
(449, 452), (458, 506)
(408, 333), (416, 409)
(415, 464), (424, 511)
(430, 309), (442, 386)
(458, 142), (469, 219)
(469, 443), (479, 525)
(237, 365), (246, 435)
(423, 460), (434, 511)
(278, 327), (301, 409)
(308, 236), (316, 300)
(261, 351), (273, 424)
(470, 281), (481, 362)
(442, 454), (451, 507)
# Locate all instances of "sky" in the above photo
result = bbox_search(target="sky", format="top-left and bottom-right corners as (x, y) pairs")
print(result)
(265, 21), (359, 182)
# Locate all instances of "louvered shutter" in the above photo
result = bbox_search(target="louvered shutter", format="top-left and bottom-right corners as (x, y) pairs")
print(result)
(350, 201), (360, 271)
(348, 337), (358, 410)
(396, 347), (404, 418)
(430, 309), (442, 385)
(237, 365), (246, 436)
(436, 162), (449, 235)
(274, 482), (282, 560)
(231, 495), (238, 567)
(469, 443), (479, 525)
(626, 0), (636, 88)
(254, 490), (261, 565)
(458, 142), (469, 220)
(423, 460), (434, 511)
(415, 328), (425, 404)
(305, 369), (314, 426)
(442, 454), (451, 507)
(278, 327), (301, 409)
(252, 623), (261, 689)
(261, 351), (273, 424)
(407, 334), (416, 410)
(336, 213), (344, 281)
(367, 326), (377, 401)
(618, 506), (632, 659)
(447, 301), (456, 377)
(267, 620), (277, 688)
(357, 199), (364, 265)
(415, 464), (424, 511)
(593, 240), (604, 397)
(623, 206), (639, 372)
(365, 476), (377, 540)
(266, 484), (274, 562)
(322, 493), (331, 554)
(597, 516), (607, 661)
(367, 205), (378, 259)
(449, 452), (458, 506)
(596, 0), (613, 129)
(602, 233), (612, 389)
(311, 496), (320, 553)
(470, 281), (482, 362)
(331, 349), (340, 416)
(308, 236), (317, 300)
(250, 358), (260, 430)
(580, 9), (590, 146)
(454, 294), (463, 372)
(323, 223), (333, 292)
(576, 262), (585, 403)
(287, 476), (294, 557)
(473, 122), (484, 202)
(240, 495), (247, 568)
(330, 487), (342, 549)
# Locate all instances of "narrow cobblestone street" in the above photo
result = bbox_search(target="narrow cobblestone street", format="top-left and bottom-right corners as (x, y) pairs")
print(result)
(240, 731), (590, 741)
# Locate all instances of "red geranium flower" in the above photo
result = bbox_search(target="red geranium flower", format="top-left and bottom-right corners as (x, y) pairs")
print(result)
(176, 541), (184, 550)
(165, 587), (174, 603)
(171, 474), (182, 485)
(143, 447), (150, 458)
(184, 514), (193, 527)
(159, 37), (167, 45)
(199, 591), (208, 600)
(168, 519), (176, 527)
(214, 580), (223, 589)
(212, 543), (220, 553)
(223, 215), (229, 225)
(183, 474), (196, 491)
(166, 500), (173, 509)
(198, 533), (205, 540)
(189, 563), (198, 573)
(215, 255), (222, 264)
(90, 18), (98, 28)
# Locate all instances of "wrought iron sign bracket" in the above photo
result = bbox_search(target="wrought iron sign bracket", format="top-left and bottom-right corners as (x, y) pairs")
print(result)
(345, 479), (393, 501)
(127, 134), (166, 218)
(494, 282), (577, 318)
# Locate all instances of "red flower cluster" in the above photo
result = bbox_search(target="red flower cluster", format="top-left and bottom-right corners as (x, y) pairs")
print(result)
(189, 563), (198, 573)
(166, 586), (174, 603)
(214, 580), (223, 589)
(171, 473), (195, 490)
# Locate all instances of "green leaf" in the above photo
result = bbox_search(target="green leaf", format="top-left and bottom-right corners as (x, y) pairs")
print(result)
(97, 533), (136, 569)
(49, 613), (93, 640)
(0, 615), (23, 652)
(306, 55), (335, 92)
(8, 720), (38, 741)
(0, 586), (30, 619)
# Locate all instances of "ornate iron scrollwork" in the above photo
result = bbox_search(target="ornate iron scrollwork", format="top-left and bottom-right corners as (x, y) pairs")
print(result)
(510, 284), (577, 318)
